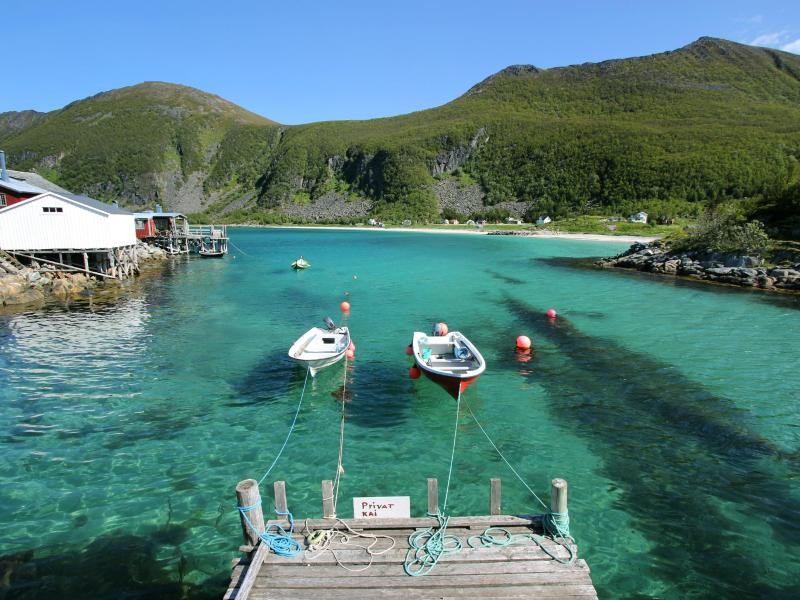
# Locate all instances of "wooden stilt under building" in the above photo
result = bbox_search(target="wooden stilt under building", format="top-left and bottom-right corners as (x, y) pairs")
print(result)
(224, 478), (598, 600)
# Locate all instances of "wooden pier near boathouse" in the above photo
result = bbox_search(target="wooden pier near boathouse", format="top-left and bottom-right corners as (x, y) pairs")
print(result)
(224, 477), (598, 599)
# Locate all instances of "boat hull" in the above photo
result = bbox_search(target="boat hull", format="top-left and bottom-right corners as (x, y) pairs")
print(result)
(411, 331), (486, 399)
(288, 326), (350, 377)
(420, 369), (480, 400)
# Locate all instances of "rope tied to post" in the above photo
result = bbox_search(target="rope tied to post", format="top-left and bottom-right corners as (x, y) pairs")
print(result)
(236, 499), (302, 557)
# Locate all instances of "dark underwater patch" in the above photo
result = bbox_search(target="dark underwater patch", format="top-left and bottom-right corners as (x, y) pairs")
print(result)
(493, 297), (800, 597)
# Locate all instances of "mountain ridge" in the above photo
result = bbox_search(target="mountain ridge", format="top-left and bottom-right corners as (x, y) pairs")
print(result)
(1, 37), (799, 231)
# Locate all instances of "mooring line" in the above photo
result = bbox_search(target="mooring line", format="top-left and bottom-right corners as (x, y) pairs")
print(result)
(257, 367), (311, 486)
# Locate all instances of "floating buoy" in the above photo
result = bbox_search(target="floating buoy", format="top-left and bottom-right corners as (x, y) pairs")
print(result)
(405, 344), (413, 355)
(546, 308), (558, 319)
(340, 301), (351, 312)
(433, 322), (448, 336)
(348, 341), (356, 352)
(409, 366), (421, 379)
(516, 335), (532, 350)
(346, 349), (355, 360)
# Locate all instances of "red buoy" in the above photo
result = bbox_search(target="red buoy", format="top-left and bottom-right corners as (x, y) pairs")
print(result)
(546, 308), (557, 319)
(516, 335), (532, 350)
(340, 301), (351, 312)
(433, 322), (448, 336)
(348, 341), (356, 352)
(405, 344), (413, 356)
(409, 366), (421, 379)
(346, 349), (355, 360)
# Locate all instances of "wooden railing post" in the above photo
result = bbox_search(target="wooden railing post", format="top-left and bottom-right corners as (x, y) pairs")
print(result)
(322, 480), (335, 518)
(550, 478), (568, 514)
(274, 481), (287, 514)
(490, 478), (502, 515)
(235, 479), (264, 547)
(427, 478), (439, 514)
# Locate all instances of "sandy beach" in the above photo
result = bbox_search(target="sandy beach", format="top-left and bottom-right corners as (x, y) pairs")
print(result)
(254, 224), (659, 244)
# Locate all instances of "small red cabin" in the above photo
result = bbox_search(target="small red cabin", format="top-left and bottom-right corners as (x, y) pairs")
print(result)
(134, 215), (158, 239)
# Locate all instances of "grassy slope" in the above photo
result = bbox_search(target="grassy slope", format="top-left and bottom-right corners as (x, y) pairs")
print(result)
(3, 38), (800, 227)
(2, 82), (276, 203)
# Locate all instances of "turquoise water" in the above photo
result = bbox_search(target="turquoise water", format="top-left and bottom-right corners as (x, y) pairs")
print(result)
(1, 227), (799, 598)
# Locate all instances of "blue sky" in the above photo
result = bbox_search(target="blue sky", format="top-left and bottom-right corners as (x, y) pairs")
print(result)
(4, 0), (799, 124)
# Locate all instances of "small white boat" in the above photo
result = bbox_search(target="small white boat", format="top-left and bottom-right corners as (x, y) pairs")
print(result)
(288, 318), (351, 376)
(412, 330), (486, 399)
(291, 257), (310, 270)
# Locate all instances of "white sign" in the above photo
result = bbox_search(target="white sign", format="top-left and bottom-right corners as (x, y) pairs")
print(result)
(353, 496), (410, 518)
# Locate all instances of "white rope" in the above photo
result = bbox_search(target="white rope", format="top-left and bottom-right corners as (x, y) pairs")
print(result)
(303, 518), (396, 572)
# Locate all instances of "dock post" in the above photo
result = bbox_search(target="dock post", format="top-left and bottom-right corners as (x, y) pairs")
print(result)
(322, 480), (335, 518)
(550, 478), (568, 514)
(427, 478), (439, 514)
(490, 478), (502, 515)
(236, 479), (265, 547)
(274, 481), (287, 514)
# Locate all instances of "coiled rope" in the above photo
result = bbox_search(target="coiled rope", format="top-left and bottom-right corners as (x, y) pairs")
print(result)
(237, 501), (302, 557)
(304, 517), (396, 572)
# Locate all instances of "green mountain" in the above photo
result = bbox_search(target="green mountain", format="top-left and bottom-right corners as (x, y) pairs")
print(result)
(2, 38), (800, 231)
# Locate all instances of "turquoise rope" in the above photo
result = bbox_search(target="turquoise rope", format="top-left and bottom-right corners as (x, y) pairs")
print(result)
(237, 500), (302, 557)
(465, 512), (576, 565)
(257, 367), (310, 486)
(404, 512), (463, 576)
(404, 389), (464, 576)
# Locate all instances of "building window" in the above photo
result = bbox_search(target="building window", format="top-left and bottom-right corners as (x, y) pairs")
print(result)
(135, 220), (145, 230)
(0, 193), (6, 206)
(42, 206), (64, 213)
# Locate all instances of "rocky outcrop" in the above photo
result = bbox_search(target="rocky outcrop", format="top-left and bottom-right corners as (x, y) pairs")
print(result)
(597, 241), (800, 292)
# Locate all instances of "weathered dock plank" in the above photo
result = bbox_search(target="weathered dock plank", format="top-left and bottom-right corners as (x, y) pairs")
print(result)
(224, 478), (597, 599)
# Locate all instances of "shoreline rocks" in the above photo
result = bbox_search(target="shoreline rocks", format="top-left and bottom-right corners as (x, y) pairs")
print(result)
(597, 241), (800, 292)
(0, 242), (168, 309)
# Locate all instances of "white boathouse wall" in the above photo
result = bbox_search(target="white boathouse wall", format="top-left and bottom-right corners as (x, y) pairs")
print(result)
(0, 192), (136, 251)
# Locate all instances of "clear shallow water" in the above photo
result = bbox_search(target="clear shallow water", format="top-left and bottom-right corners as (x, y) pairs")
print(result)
(1, 227), (799, 599)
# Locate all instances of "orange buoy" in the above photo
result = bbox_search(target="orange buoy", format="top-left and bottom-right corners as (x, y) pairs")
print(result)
(340, 301), (351, 312)
(346, 349), (355, 360)
(516, 335), (532, 350)
(546, 308), (557, 319)
(409, 366), (421, 379)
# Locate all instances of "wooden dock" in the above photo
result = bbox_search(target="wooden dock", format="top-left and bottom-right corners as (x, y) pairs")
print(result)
(224, 478), (597, 599)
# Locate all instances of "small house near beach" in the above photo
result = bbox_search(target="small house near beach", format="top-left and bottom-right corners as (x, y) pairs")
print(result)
(0, 191), (139, 278)
(628, 211), (648, 224)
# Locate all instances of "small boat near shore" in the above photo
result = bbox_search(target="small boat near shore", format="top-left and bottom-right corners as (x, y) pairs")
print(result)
(412, 330), (486, 399)
(291, 257), (310, 270)
(289, 317), (350, 376)
(199, 247), (226, 258)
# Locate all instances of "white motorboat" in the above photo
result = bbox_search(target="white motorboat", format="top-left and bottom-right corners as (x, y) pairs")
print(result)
(411, 330), (486, 399)
(288, 317), (351, 376)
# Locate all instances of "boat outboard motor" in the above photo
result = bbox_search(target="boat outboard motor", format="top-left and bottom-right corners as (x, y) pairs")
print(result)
(323, 316), (336, 331)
